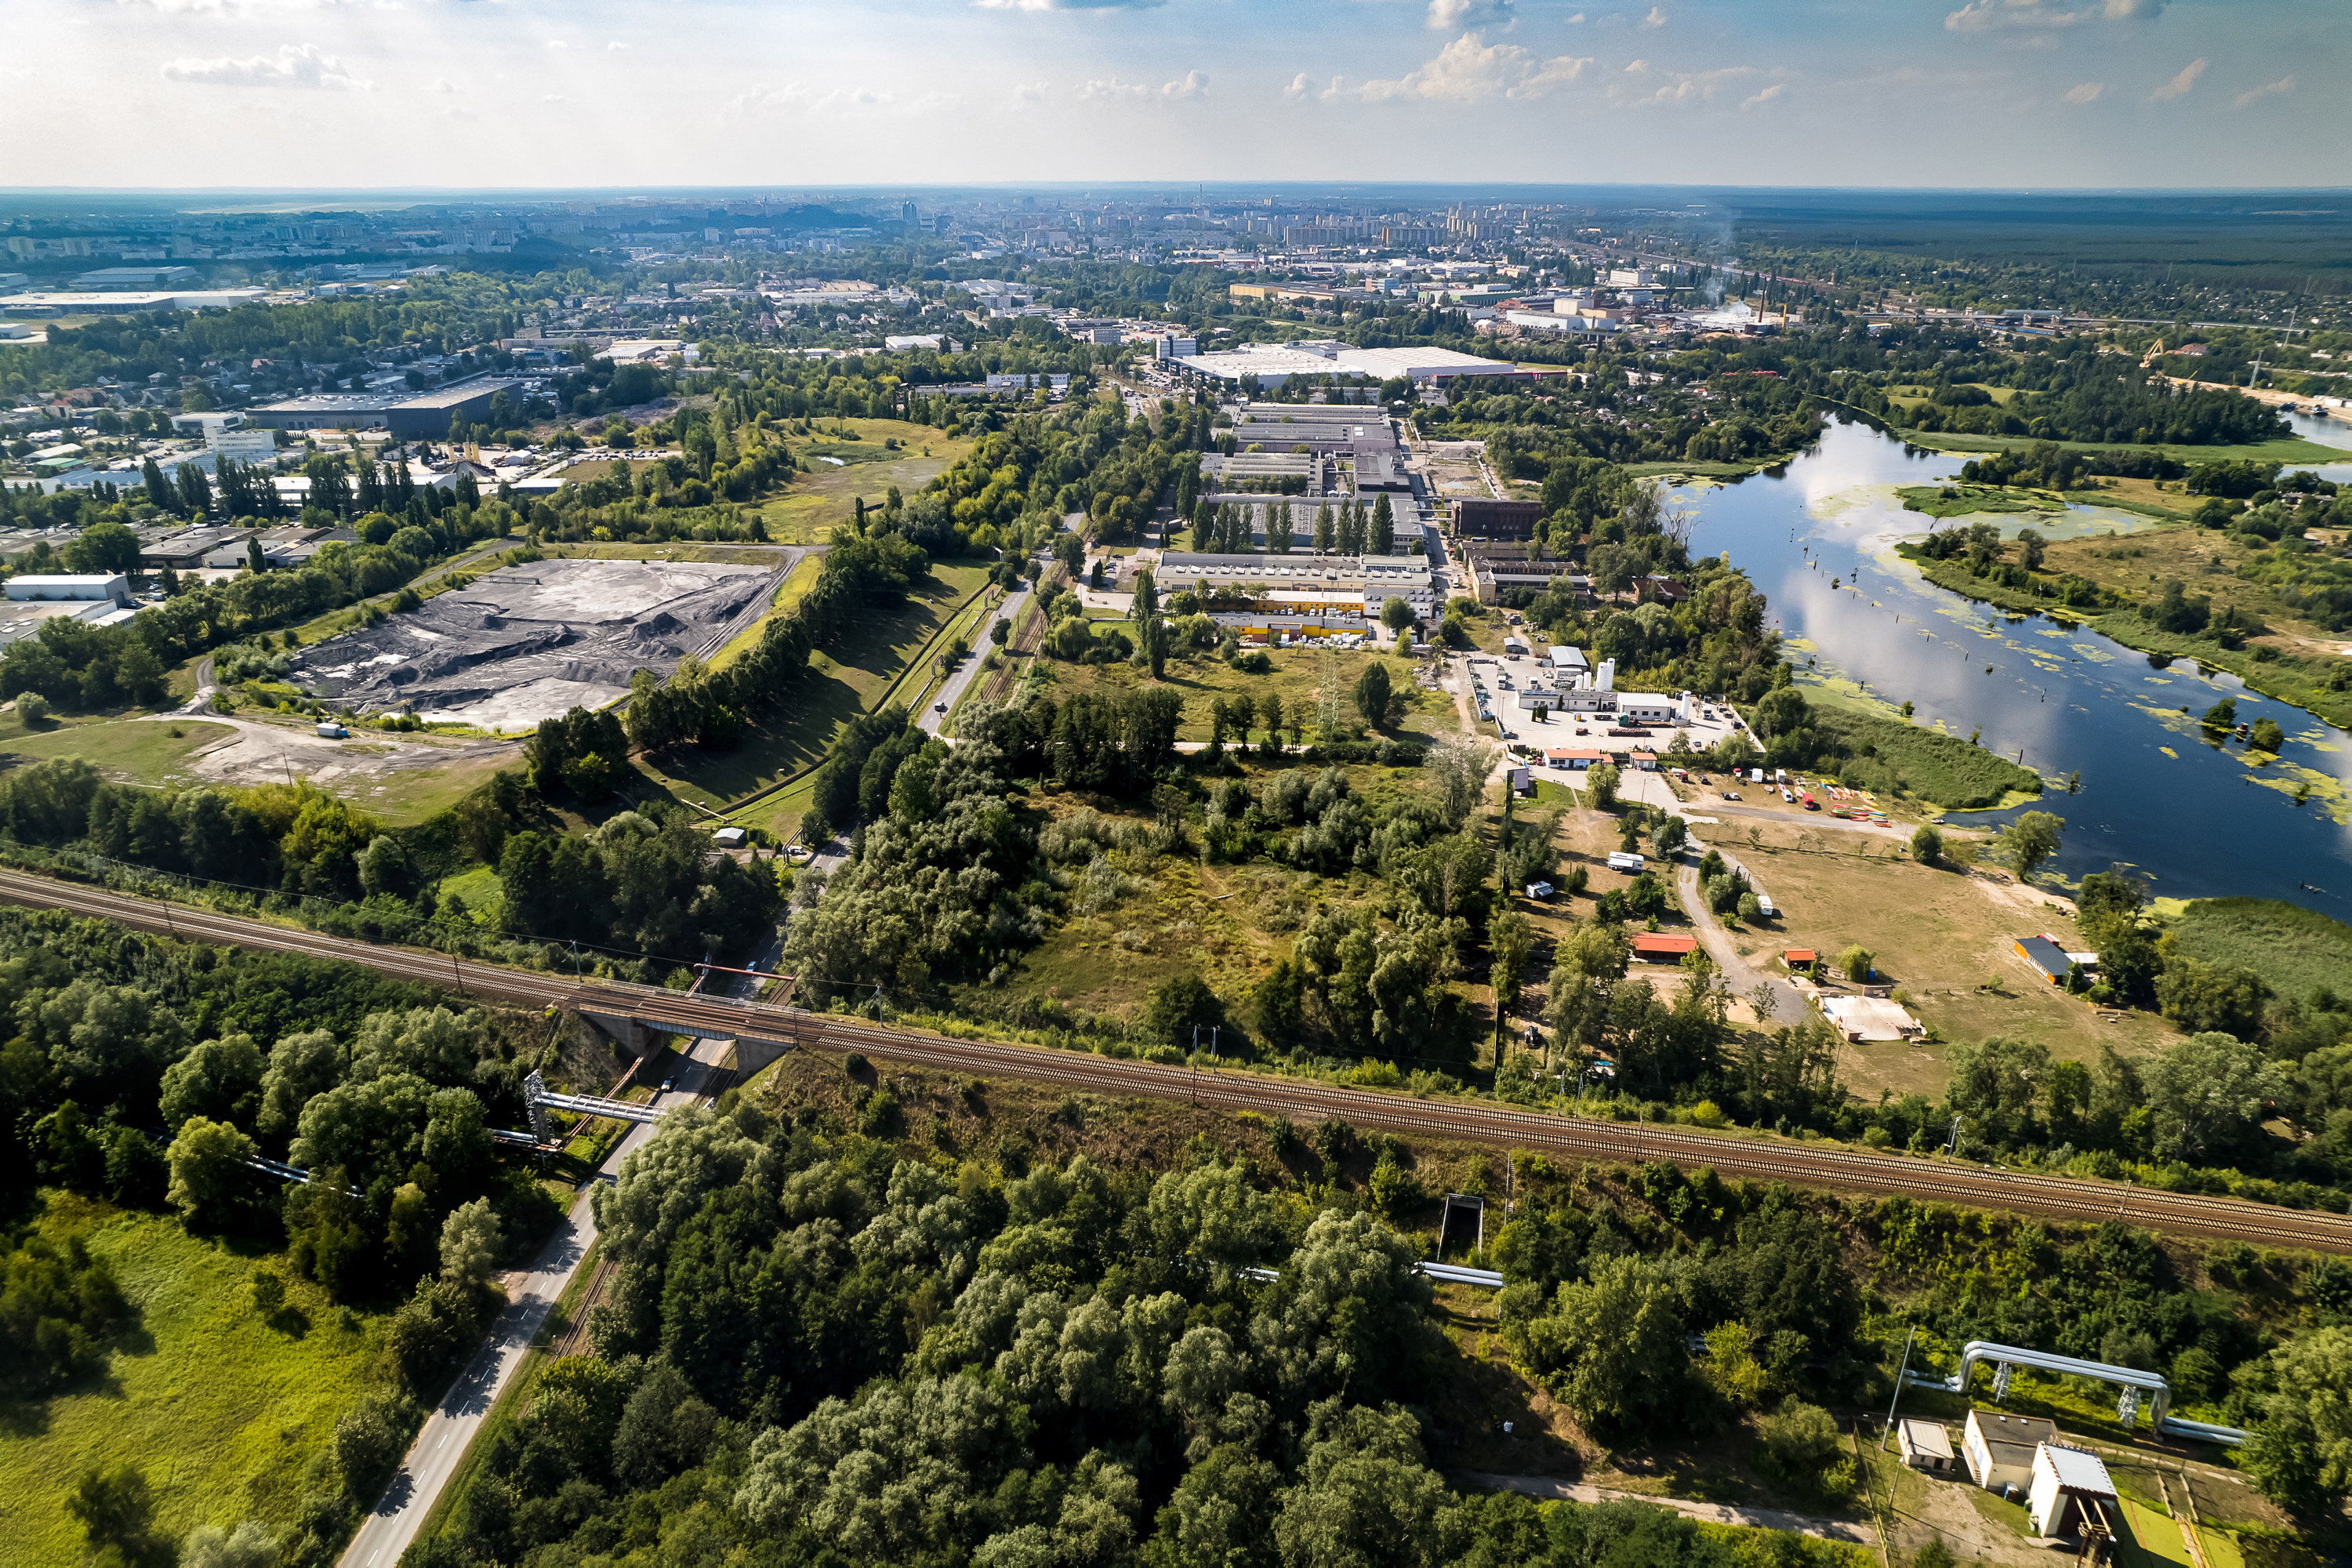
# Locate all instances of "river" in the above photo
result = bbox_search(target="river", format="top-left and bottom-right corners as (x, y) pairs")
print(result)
(1679, 418), (2352, 911)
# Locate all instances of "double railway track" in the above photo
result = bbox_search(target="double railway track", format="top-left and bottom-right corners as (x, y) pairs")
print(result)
(9, 866), (2350, 1255)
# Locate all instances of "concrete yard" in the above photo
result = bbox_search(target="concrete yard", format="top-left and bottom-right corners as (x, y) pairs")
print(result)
(295, 558), (785, 730)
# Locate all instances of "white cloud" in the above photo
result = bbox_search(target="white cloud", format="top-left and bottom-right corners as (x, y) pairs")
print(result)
(1614, 57), (1751, 107)
(429, 76), (461, 93)
(2233, 74), (2293, 107)
(1284, 71), (1310, 101)
(1361, 31), (1591, 102)
(2150, 56), (2204, 100)
(607, 41), (629, 52)
(2064, 80), (2101, 101)
(159, 42), (372, 89)
(114, 0), (383, 11)
(717, 81), (809, 118)
(541, 93), (569, 103)
(1640, 5), (1666, 26)
(1945, 0), (2162, 28)
(1741, 82), (1784, 109)
(1428, 0), (1512, 31)
(975, 0), (1164, 10)
(1011, 80), (1051, 104)
(1077, 71), (1207, 101)
(1564, 9), (1585, 19)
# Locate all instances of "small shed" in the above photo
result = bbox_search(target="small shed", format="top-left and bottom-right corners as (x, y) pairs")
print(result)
(1782, 949), (1817, 974)
(2027, 1443), (2117, 1538)
(1896, 1419), (1956, 1475)
(2013, 935), (2071, 985)
(1963, 1410), (2056, 1494)
(1630, 933), (1699, 964)
(713, 826), (749, 851)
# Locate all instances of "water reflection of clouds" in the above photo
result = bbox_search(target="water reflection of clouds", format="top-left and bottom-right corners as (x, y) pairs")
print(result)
(1686, 422), (2352, 900)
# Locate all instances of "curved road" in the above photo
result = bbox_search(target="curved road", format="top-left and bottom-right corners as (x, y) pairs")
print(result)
(2, 866), (2349, 1257)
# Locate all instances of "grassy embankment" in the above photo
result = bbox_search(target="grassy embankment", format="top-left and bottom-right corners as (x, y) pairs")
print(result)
(0, 1195), (391, 1566)
(628, 558), (996, 841)
(1897, 426), (2352, 469)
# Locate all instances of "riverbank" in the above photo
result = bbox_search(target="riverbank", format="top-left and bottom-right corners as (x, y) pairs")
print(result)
(1896, 546), (2352, 731)
(1896, 426), (2352, 467)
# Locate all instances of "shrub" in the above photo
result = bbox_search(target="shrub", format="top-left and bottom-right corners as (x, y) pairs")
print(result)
(1835, 946), (1875, 983)
(16, 691), (49, 726)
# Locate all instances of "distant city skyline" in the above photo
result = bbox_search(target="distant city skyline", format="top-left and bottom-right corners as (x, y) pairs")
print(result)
(1, 0), (2340, 189)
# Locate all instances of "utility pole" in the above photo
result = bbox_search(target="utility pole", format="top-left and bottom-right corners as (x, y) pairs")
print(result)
(1881, 1326), (1918, 1450)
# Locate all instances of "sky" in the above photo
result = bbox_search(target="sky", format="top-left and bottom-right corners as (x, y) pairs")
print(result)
(0, 0), (2343, 191)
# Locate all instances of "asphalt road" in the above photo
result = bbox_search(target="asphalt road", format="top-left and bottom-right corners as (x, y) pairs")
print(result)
(336, 1040), (730, 1568)
(919, 589), (1017, 737)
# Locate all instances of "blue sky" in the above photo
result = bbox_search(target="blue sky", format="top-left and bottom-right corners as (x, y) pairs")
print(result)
(1, 0), (2341, 189)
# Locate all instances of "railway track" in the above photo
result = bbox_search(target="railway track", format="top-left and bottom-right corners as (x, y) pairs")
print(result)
(9, 867), (2351, 1255)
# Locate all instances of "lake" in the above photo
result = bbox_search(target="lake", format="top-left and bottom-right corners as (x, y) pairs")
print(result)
(1679, 419), (2352, 912)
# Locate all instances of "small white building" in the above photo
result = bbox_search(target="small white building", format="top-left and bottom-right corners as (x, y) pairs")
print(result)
(1617, 692), (1690, 728)
(1896, 1419), (1956, 1475)
(6, 574), (128, 604)
(1962, 1410), (2056, 1495)
(2027, 1443), (2116, 1539)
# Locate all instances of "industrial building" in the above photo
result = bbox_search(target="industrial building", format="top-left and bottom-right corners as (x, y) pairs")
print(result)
(249, 376), (528, 437)
(1171, 341), (1533, 390)
(1454, 497), (1544, 539)
(0, 289), (264, 315)
(6, 574), (129, 604)
(1152, 550), (1437, 619)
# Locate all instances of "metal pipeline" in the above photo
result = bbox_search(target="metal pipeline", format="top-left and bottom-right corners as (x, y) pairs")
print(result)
(1904, 1339), (2247, 1446)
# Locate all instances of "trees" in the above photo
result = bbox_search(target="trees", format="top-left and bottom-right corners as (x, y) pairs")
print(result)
(2154, 955), (2269, 1039)
(159, 1032), (266, 1131)
(1587, 763), (1620, 811)
(1379, 597), (1416, 641)
(1352, 661), (1394, 731)
(439, 1196), (506, 1287)
(2245, 1326), (2352, 1515)
(1996, 810), (2064, 882)
(166, 1116), (259, 1229)
(1502, 1254), (1689, 1437)
(2141, 1031), (2287, 1163)
(1490, 909), (1533, 1036)
(1944, 1036), (2051, 1148)
(1909, 823), (1942, 865)
(65, 1463), (156, 1560)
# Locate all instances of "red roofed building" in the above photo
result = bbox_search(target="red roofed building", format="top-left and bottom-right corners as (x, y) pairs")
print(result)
(1630, 933), (1699, 963)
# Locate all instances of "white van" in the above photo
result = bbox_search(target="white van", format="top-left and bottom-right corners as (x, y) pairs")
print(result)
(315, 720), (349, 739)
(1606, 851), (1644, 873)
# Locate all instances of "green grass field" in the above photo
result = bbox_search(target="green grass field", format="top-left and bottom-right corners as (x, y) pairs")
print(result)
(1900, 429), (2352, 466)
(1802, 702), (2044, 810)
(632, 560), (994, 812)
(753, 420), (978, 545)
(4, 718), (235, 786)
(1037, 642), (1449, 744)
(0, 1195), (390, 1565)
(1896, 484), (2067, 520)
(2163, 898), (2352, 1003)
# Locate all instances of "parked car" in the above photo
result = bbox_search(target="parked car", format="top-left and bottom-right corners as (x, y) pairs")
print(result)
(1722, 791), (1741, 800)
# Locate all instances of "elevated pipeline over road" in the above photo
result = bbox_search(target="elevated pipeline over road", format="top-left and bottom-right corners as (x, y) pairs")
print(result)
(6, 866), (2352, 1255)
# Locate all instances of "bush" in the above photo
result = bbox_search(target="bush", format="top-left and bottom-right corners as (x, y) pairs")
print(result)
(1835, 946), (1875, 983)
(16, 691), (49, 726)
(1755, 1399), (1853, 1501)
(1910, 824), (1943, 865)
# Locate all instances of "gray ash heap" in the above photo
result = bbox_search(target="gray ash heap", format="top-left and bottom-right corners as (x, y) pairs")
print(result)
(296, 558), (777, 731)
